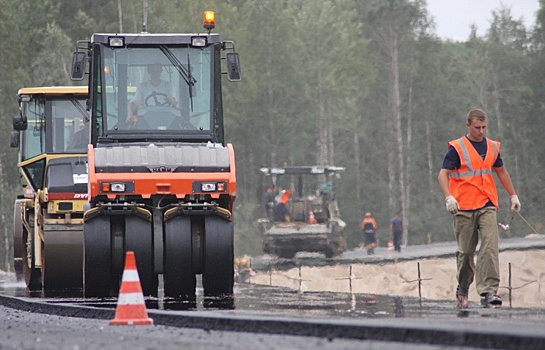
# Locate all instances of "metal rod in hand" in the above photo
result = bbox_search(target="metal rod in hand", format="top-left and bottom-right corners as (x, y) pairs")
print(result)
(517, 212), (541, 235)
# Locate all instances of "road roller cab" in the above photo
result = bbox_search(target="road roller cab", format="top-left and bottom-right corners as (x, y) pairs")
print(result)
(71, 11), (241, 298)
(10, 86), (89, 291)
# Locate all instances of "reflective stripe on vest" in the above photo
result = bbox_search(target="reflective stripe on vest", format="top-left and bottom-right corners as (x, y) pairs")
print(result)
(448, 137), (500, 210)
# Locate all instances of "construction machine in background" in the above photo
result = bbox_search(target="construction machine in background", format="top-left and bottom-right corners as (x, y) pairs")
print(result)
(259, 165), (347, 259)
(71, 11), (241, 298)
(10, 86), (89, 291)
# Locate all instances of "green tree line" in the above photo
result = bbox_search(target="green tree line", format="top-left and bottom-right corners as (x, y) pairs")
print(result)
(1, 0), (544, 268)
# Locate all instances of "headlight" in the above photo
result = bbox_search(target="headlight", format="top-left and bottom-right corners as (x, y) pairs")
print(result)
(110, 183), (126, 192)
(100, 181), (134, 193)
(108, 37), (125, 47)
(201, 183), (216, 192)
(192, 37), (207, 47)
(194, 181), (227, 193)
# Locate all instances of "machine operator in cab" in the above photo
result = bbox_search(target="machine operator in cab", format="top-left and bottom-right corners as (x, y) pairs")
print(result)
(126, 62), (178, 125)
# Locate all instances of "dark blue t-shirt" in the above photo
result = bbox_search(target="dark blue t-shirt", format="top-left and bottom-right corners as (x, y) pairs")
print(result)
(441, 136), (503, 170)
(391, 216), (403, 233)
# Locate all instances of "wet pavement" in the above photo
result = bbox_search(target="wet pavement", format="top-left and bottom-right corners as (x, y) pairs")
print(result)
(0, 281), (544, 349)
(1, 236), (545, 349)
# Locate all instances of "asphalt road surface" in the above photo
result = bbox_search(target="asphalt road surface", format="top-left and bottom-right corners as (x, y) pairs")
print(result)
(1, 236), (544, 349)
(0, 303), (496, 350)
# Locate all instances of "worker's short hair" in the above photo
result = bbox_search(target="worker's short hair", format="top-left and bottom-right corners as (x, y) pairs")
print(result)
(467, 109), (487, 123)
(147, 62), (162, 73)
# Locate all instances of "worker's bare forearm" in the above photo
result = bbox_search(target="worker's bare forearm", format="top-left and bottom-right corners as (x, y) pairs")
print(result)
(495, 166), (517, 196)
(437, 169), (452, 198)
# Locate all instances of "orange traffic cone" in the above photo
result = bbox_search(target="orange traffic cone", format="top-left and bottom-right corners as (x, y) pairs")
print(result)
(110, 251), (153, 325)
(308, 210), (317, 224)
(388, 240), (394, 253)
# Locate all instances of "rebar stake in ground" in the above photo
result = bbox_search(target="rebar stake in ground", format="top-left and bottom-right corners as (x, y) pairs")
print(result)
(335, 265), (362, 294)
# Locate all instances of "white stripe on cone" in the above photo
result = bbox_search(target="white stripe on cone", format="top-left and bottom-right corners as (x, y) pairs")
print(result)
(118, 292), (146, 305)
(121, 269), (140, 282)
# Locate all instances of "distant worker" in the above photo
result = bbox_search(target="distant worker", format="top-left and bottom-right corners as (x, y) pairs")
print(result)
(262, 185), (277, 219)
(273, 190), (292, 222)
(438, 108), (521, 309)
(126, 62), (178, 125)
(390, 212), (403, 253)
(360, 212), (377, 255)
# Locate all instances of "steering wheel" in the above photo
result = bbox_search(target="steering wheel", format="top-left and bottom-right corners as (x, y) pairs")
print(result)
(144, 92), (173, 107)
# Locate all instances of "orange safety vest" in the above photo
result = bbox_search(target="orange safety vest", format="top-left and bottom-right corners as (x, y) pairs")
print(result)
(361, 217), (377, 230)
(448, 137), (500, 210)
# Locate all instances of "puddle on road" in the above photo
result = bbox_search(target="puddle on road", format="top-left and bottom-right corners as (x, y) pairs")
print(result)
(0, 271), (449, 318)
(2, 272), (544, 321)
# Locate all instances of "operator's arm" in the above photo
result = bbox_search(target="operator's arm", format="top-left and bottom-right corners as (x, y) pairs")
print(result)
(390, 222), (393, 239)
(127, 82), (147, 124)
(438, 168), (459, 214)
(494, 166), (516, 196)
(438, 168), (452, 198)
(494, 165), (521, 212)
(164, 81), (178, 107)
(127, 101), (136, 124)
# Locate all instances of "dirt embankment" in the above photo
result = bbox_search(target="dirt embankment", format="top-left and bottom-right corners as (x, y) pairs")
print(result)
(251, 249), (545, 308)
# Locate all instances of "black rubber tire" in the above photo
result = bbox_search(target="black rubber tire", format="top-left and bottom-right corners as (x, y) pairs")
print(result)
(202, 216), (234, 296)
(277, 249), (296, 259)
(13, 200), (24, 282)
(83, 216), (112, 298)
(125, 215), (157, 296)
(14, 260), (23, 282)
(42, 229), (83, 291)
(164, 215), (196, 298)
(22, 212), (41, 290)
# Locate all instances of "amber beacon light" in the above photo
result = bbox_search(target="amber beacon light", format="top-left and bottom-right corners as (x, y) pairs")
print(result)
(204, 11), (216, 31)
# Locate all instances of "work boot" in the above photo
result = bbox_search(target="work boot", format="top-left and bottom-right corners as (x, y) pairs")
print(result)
(481, 292), (502, 308)
(456, 285), (469, 309)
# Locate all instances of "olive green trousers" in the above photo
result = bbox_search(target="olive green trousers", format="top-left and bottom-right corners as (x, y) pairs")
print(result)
(453, 206), (500, 296)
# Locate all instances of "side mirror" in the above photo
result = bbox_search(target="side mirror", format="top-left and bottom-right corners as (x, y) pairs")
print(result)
(13, 114), (27, 131)
(71, 51), (87, 81)
(10, 131), (19, 148)
(226, 53), (241, 82)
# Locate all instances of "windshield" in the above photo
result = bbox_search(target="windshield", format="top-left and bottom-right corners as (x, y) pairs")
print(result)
(22, 95), (89, 160)
(99, 46), (213, 134)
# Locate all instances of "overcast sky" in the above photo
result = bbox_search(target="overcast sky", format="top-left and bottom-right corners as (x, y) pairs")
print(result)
(427, 0), (541, 41)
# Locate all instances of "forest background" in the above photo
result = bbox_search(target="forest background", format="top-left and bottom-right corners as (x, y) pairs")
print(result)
(1, 0), (545, 270)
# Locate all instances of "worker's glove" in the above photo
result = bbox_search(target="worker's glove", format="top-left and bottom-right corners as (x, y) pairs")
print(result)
(445, 195), (459, 214)
(510, 195), (521, 213)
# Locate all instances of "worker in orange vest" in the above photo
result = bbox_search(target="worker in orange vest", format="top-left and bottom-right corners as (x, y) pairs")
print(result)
(273, 190), (292, 222)
(438, 108), (521, 309)
(360, 212), (377, 255)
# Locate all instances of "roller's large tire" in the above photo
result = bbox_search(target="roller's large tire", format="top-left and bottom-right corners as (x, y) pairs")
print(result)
(164, 216), (195, 298)
(202, 216), (234, 296)
(277, 249), (296, 259)
(22, 226), (41, 290)
(83, 216), (111, 298)
(42, 229), (83, 290)
(125, 216), (157, 296)
(13, 200), (24, 282)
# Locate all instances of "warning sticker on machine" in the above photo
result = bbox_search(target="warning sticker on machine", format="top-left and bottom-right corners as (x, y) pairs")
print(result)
(73, 174), (88, 184)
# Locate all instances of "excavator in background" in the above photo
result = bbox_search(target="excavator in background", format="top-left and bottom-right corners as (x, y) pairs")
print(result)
(259, 165), (347, 259)
(70, 11), (241, 298)
(10, 86), (89, 291)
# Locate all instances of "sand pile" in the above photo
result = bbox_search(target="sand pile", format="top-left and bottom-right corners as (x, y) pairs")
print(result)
(250, 249), (545, 308)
